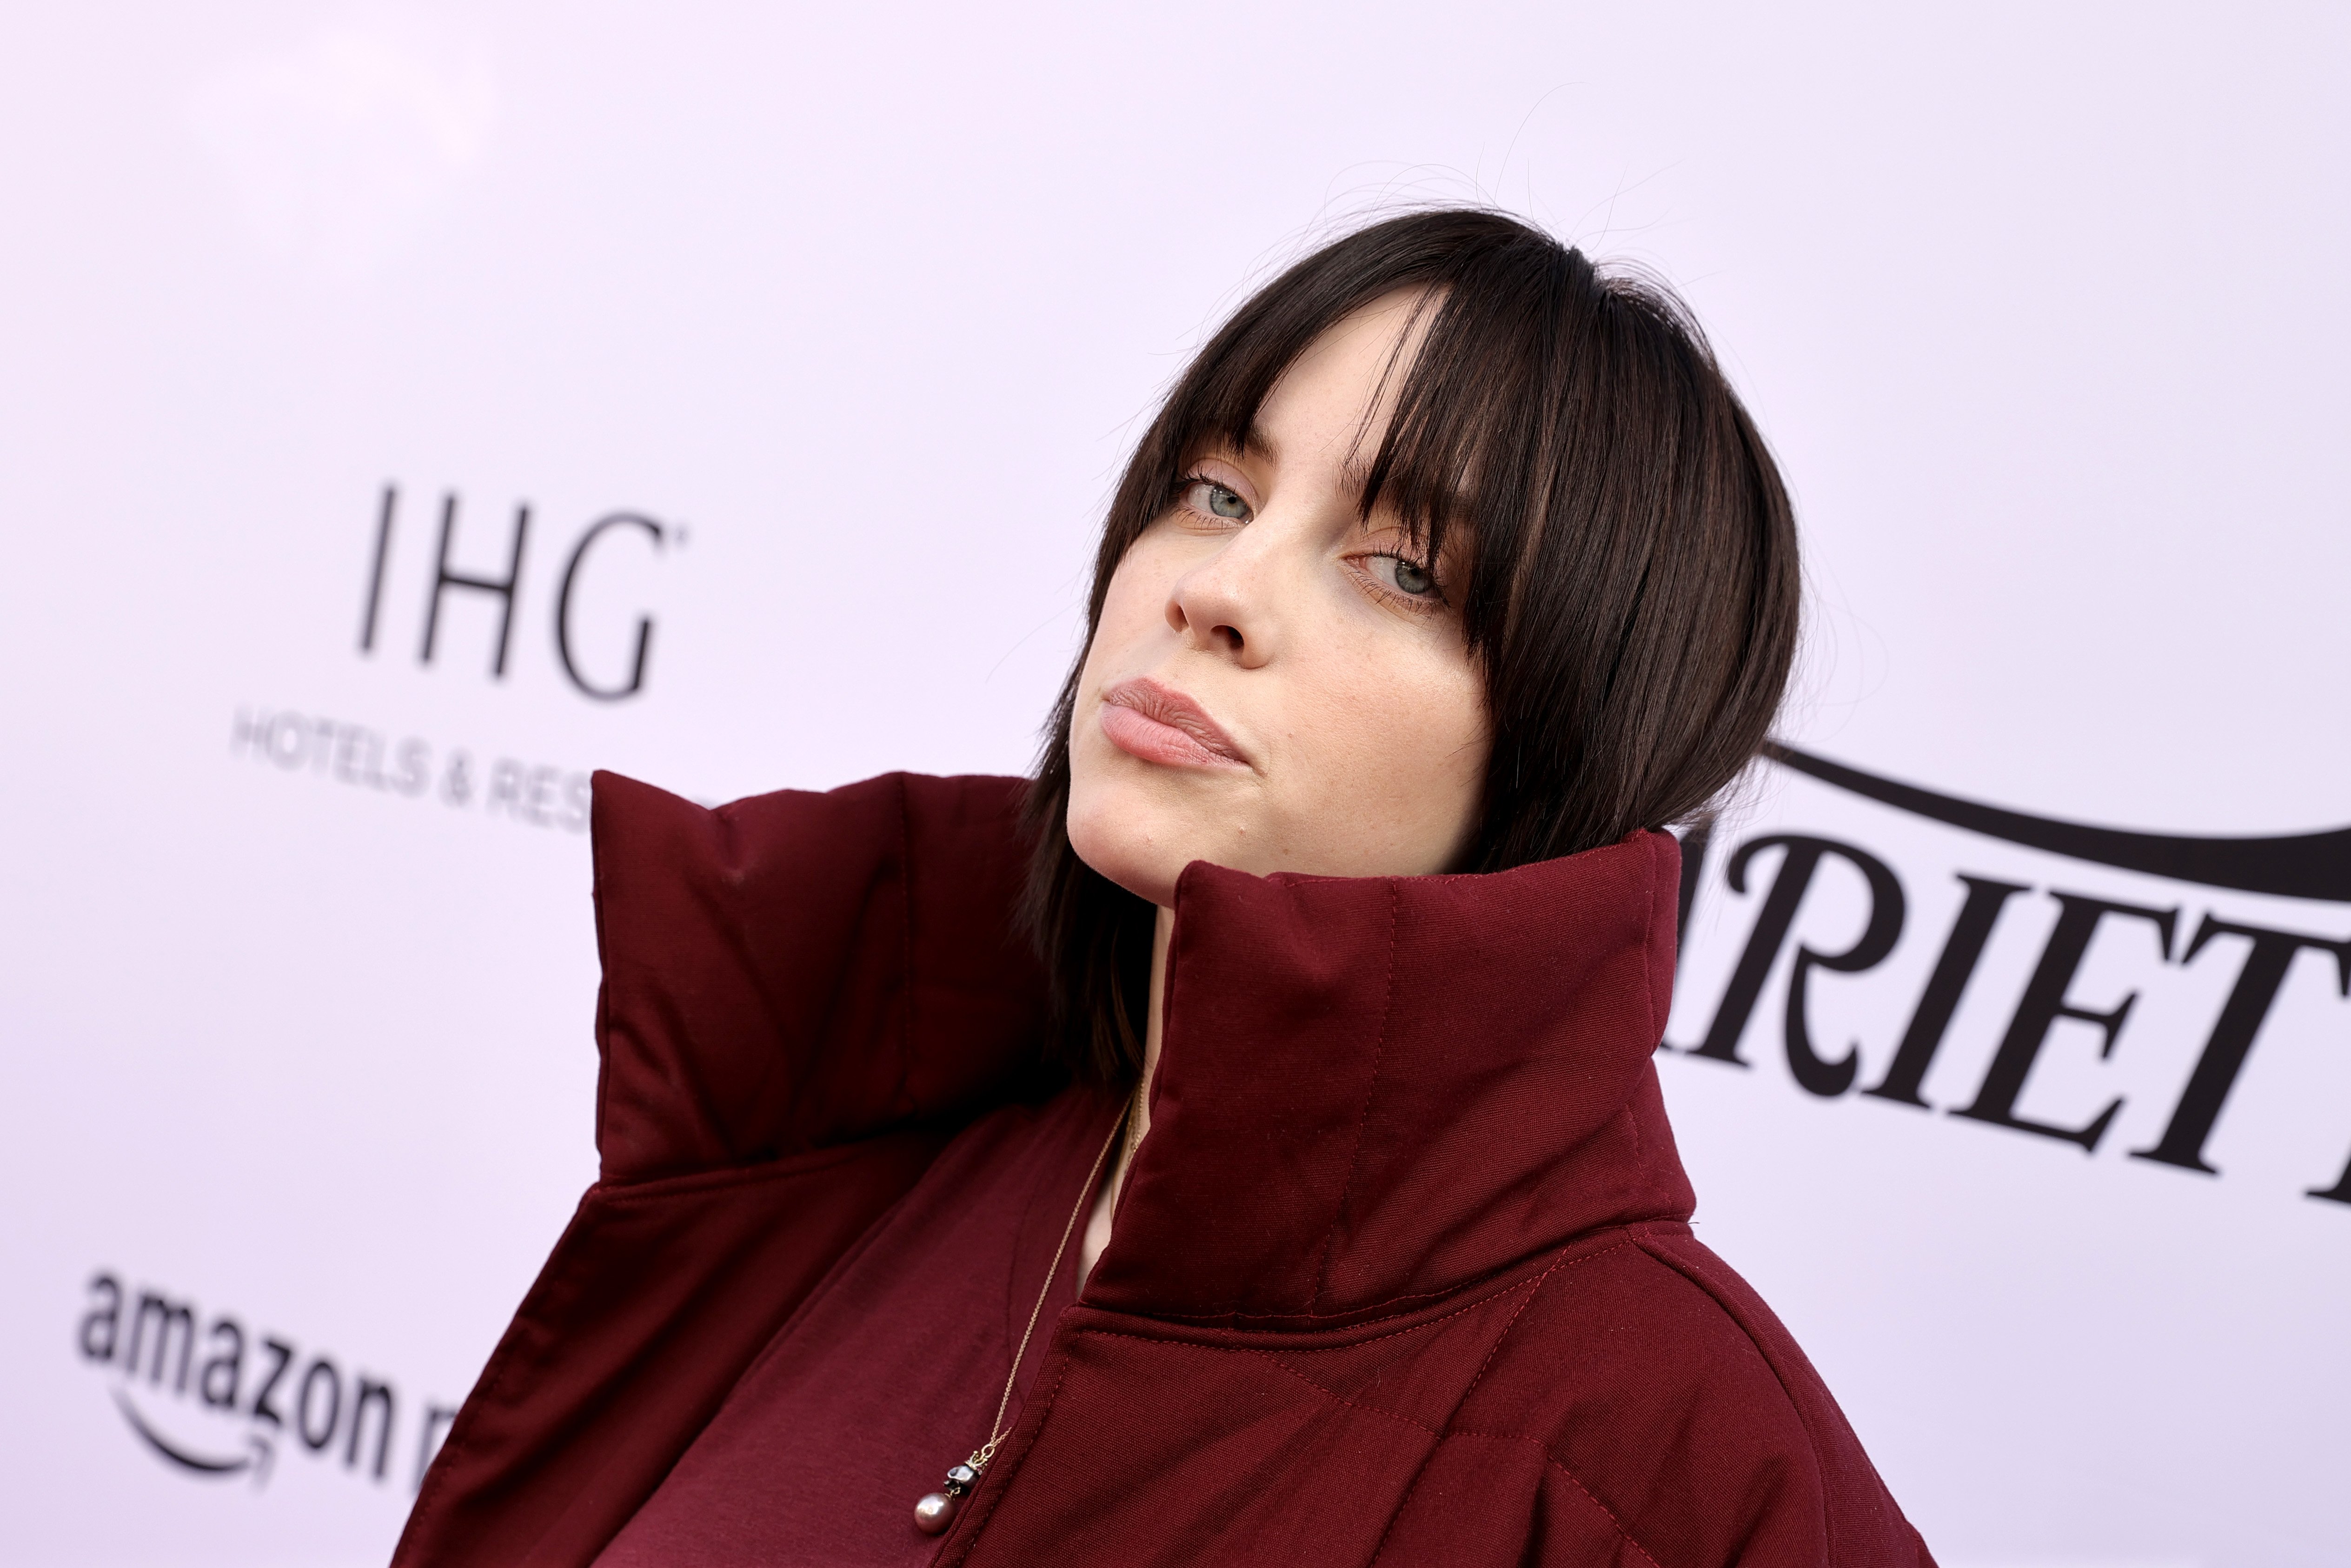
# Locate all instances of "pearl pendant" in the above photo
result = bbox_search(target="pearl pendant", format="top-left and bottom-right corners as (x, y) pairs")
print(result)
(916, 1461), (980, 1535)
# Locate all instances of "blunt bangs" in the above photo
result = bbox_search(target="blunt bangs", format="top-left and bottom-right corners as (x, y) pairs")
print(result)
(1022, 208), (1800, 1082)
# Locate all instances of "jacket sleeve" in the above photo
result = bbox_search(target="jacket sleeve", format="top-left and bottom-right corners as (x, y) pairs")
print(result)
(1617, 1229), (1941, 1568)
(392, 771), (1051, 1568)
(1383, 1222), (1937, 1568)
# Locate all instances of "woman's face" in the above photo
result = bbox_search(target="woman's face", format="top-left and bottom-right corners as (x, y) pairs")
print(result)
(1066, 290), (1491, 908)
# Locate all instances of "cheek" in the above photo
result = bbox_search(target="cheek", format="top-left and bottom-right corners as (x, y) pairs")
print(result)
(1388, 668), (1489, 828)
(1077, 547), (1172, 688)
(1063, 545), (1189, 903)
(1289, 645), (1489, 869)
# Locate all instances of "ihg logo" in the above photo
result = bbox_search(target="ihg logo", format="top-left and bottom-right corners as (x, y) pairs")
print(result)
(358, 482), (679, 701)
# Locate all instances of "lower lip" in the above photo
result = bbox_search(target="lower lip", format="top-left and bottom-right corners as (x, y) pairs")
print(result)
(1099, 703), (1248, 771)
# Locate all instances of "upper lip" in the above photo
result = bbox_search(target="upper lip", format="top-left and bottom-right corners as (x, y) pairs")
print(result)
(1100, 677), (1249, 766)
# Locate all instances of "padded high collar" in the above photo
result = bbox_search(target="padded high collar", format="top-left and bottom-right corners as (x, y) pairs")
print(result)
(587, 770), (1693, 1326)
(1084, 835), (1693, 1327)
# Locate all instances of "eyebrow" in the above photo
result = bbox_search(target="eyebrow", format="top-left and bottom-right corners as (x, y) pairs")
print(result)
(1216, 416), (1469, 537)
(1229, 423), (1379, 505)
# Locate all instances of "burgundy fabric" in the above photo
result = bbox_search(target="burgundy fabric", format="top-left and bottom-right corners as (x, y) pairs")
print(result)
(393, 770), (1934, 1568)
(594, 1090), (1117, 1567)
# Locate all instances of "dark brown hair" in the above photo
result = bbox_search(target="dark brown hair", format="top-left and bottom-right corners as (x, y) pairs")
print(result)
(1021, 207), (1800, 1082)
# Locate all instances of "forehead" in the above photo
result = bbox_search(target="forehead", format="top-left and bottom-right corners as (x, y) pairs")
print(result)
(1209, 288), (1438, 488)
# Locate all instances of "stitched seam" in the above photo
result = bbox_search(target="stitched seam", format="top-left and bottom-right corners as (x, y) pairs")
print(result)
(1438, 1430), (1665, 1568)
(1041, 1330), (1498, 1568)
(1370, 1434), (1665, 1568)
(1368, 1247), (1600, 1564)
(1629, 833), (1668, 1166)
(1265, 1364), (1437, 1437)
(1029, 1245), (1640, 1568)
(1128, 1241), (1627, 1354)
(1363, 1442), (1439, 1567)
(1269, 1344), (1429, 1568)
(1096, 1241), (1634, 1360)
(398, 1194), (603, 1562)
(1312, 880), (1401, 1313)
(1208, 1346), (1446, 1438)
(935, 1340), (1078, 1565)
(590, 1140), (907, 1206)
(1123, 1241), (1636, 1344)
(1065, 1326), (1441, 1436)
(1061, 1332), (1444, 1568)
(1544, 1444), (1667, 1568)
(1636, 1235), (1836, 1561)
(1457, 1249), (1565, 1403)
(1643, 830), (1666, 1045)
(399, 1313), (523, 1558)
(1145, 1278), (1478, 1322)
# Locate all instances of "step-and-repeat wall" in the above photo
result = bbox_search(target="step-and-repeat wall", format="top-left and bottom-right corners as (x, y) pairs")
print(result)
(2, 5), (2343, 1565)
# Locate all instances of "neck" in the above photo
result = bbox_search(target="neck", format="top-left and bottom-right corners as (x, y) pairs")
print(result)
(1077, 904), (1174, 1287)
(1138, 903), (1173, 1131)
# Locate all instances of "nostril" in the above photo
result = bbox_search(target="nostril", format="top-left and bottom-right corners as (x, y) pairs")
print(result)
(1215, 625), (1244, 653)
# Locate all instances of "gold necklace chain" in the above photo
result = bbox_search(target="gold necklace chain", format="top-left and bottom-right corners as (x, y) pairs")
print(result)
(913, 1097), (1134, 1536)
(1121, 1071), (1149, 1173)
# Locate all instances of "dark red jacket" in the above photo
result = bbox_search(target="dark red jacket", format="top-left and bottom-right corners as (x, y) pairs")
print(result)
(395, 771), (1933, 1567)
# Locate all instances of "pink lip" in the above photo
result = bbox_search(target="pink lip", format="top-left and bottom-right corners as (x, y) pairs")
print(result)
(1098, 677), (1250, 771)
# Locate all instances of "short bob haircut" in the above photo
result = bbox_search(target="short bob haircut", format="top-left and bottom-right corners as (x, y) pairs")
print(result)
(1022, 207), (1800, 1083)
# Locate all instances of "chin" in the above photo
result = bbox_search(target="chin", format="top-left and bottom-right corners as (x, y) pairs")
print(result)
(1064, 771), (1188, 908)
(1066, 719), (1234, 906)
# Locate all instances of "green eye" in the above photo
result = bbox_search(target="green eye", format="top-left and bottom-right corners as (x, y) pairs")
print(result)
(1178, 475), (1252, 523)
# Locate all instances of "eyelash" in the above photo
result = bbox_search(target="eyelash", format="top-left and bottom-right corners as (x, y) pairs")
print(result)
(1355, 553), (1448, 614)
(1172, 472), (1447, 611)
(1173, 472), (1245, 519)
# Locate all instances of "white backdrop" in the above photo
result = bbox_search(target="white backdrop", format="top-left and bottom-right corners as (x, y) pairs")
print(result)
(2, 4), (2345, 1564)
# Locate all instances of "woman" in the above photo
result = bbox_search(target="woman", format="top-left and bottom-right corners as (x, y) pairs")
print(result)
(394, 209), (1934, 1566)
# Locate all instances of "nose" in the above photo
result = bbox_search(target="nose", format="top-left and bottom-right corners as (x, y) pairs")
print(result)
(1165, 525), (1280, 668)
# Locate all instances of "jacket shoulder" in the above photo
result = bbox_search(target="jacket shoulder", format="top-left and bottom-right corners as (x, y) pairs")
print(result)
(591, 769), (1049, 1183)
(1454, 1224), (1931, 1568)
